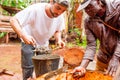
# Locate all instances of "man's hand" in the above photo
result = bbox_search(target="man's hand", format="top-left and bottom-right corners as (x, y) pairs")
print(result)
(54, 31), (65, 48)
(71, 66), (86, 78)
(57, 39), (65, 48)
(106, 55), (120, 76)
(21, 34), (36, 46)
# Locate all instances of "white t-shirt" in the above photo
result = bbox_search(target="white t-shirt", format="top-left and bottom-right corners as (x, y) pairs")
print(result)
(15, 3), (65, 47)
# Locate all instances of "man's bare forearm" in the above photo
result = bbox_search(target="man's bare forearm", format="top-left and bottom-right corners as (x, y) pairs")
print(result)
(10, 17), (23, 38)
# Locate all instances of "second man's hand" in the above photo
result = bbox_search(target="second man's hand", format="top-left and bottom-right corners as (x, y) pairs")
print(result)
(71, 66), (86, 78)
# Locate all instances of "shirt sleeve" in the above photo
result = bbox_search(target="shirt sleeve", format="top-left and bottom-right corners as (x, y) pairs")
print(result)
(56, 13), (66, 31)
(15, 6), (35, 27)
(83, 19), (97, 61)
(113, 10), (120, 58)
(113, 38), (120, 58)
(114, 4), (120, 57)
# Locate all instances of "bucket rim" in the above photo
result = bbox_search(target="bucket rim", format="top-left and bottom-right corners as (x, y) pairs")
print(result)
(32, 54), (60, 60)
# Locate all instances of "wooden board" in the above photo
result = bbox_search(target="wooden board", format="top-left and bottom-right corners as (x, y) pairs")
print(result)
(36, 69), (112, 80)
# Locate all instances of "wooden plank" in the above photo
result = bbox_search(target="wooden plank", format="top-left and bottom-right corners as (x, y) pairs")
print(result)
(0, 26), (15, 43)
(0, 27), (14, 32)
(0, 25), (12, 28)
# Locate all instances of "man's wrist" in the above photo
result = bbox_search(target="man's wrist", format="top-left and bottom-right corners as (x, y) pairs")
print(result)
(19, 33), (24, 38)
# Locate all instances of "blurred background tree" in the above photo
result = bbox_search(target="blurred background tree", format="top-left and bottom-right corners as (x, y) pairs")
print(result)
(0, 0), (32, 9)
(0, 0), (32, 15)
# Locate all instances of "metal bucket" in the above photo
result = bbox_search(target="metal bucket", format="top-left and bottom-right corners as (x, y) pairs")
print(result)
(32, 54), (60, 77)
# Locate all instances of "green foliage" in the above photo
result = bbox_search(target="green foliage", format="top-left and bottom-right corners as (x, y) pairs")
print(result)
(17, 0), (32, 9)
(69, 27), (99, 49)
(69, 27), (82, 37)
(0, 0), (32, 9)
(66, 42), (75, 48)
(0, 32), (7, 38)
(66, 35), (87, 49)
(77, 36), (87, 48)
(68, 27), (87, 48)
(76, 36), (100, 50)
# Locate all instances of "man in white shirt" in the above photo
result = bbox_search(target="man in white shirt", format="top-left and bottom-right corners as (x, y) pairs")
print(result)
(10, 0), (69, 80)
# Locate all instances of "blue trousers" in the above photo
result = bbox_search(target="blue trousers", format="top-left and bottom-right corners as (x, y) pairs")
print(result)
(21, 42), (35, 80)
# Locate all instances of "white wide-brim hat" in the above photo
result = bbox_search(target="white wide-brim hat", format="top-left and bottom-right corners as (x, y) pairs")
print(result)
(77, 0), (91, 12)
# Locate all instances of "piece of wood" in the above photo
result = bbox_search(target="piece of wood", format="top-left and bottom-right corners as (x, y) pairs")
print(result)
(0, 15), (15, 43)
(0, 69), (14, 76)
(44, 64), (68, 80)
(0, 27), (14, 32)
(0, 26), (14, 43)
(36, 69), (112, 80)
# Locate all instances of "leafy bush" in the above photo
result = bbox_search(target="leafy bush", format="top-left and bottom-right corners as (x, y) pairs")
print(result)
(0, 32), (7, 38)
(0, 0), (32, 9)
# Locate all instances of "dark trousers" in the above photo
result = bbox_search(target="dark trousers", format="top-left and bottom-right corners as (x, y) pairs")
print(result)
(21, 42), (35, 80)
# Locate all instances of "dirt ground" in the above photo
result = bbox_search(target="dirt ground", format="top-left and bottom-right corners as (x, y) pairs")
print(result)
(0, 39), (22, 80)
